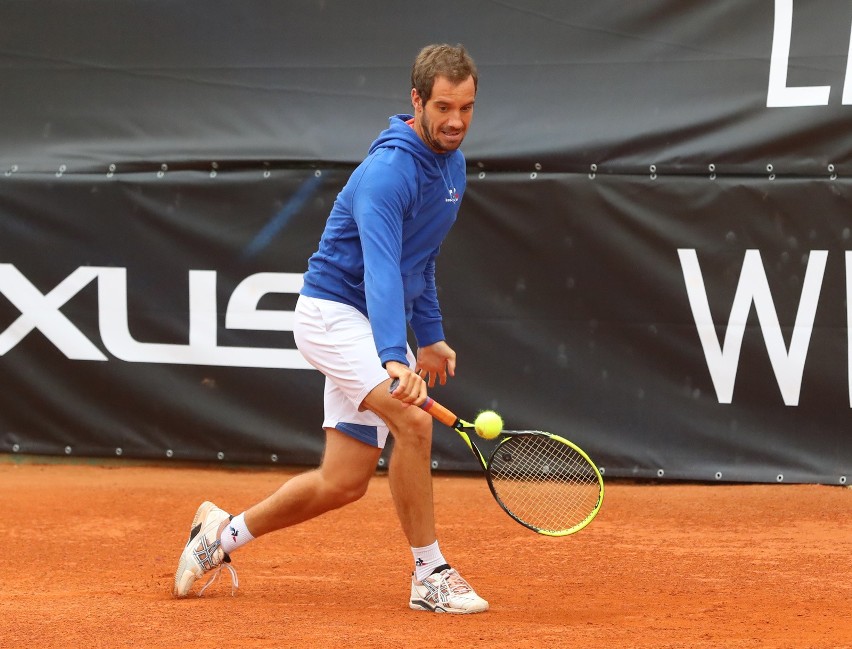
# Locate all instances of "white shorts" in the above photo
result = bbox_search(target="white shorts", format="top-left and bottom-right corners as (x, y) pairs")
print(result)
(293, 294), (414, 448)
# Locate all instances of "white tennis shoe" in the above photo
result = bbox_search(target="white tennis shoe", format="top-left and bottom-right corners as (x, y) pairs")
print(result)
(409, 567), (489, 614)
(173, 501), (239, 597)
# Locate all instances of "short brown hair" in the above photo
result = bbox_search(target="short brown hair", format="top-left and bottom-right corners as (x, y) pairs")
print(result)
(411, 44), (478, 104)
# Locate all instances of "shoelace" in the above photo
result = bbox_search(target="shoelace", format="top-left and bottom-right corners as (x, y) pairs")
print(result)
(442, 570), (472, 595)
(197, 562), (239, 597)
(425, 569), (472, 602)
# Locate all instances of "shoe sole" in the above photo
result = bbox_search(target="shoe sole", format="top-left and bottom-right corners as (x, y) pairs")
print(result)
(173, 501), (215, 597)
(409, 600), (488, 614)
(409, 597), (489, 614)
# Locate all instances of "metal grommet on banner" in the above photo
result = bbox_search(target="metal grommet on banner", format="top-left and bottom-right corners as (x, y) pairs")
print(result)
(767, 163), (775, 181)
(263, 162), (271, 179)
(64, 445), (72, 455)
(589, 163), (597, 180)
(107, 163), (116, 178)
(478, 171), (485, 179)
(56, 164), (67, 178)
(115, 447), (123, 456)
(715, 471), (723, 481)
(165, 449), (174, 458)
(314, 169), (322, 178)
(217, 451), (225, 461)
(12, 444), (20, 453)
(157, 163), (168, 178)
(5, 164), (18, 177)
(210, 161), (218, 178)
(840, 475), (847, 485)
(776, 473), (784, 482)
(271, 454), (278, 463)
(828, 163), (837, 180)
(649, 164), (657, 180)
(708, 163), (716, 180)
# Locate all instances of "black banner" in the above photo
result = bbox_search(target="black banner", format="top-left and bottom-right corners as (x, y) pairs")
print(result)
(0, 1), (850, 483)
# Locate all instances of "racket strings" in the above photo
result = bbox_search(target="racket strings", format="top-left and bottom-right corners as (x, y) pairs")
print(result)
(487, 434), (600, 534)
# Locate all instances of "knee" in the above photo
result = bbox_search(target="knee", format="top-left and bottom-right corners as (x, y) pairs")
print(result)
(392, 407), (433, 449)
(321, 472), (370, 508)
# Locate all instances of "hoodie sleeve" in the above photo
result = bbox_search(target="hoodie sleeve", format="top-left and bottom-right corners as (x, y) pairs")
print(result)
(350, 150), (416, 367)
(409, 252), (444, 347)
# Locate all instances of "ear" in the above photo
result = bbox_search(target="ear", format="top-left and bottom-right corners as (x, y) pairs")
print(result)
(411, 88), (423, 113)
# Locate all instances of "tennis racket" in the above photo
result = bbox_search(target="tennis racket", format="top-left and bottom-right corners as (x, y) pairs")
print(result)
(389, 379), (604, 536)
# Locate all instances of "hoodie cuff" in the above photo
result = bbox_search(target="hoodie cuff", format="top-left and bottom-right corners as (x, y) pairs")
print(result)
(379, 348), (410, 368)
(412, 321), (445, 349)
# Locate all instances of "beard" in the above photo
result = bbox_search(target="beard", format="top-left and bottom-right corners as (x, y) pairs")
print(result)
(418, 112), (462, 154)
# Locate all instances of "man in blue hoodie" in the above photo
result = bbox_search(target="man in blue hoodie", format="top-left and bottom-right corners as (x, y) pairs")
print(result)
(174, 44), (487, 613)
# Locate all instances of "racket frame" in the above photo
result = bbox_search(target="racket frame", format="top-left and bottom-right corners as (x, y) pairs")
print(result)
(403, 385), (605, 536)
(479, 429), (603, 536)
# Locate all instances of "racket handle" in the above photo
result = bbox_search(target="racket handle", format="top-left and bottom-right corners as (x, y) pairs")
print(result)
(420, 397), (460, 428)
(388, 378), (461, 428)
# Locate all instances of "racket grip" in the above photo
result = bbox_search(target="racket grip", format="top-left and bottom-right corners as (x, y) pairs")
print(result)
(388, 379), (460, 428)
(420, 398), (460, 428)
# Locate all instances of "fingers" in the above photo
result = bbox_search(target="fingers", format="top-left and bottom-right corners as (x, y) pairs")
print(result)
(414, 357), (454, 386)
(411, 340), (457, 391)
(423, 363), (454, 387)
(415, 341), (456, 387)
(388, 370), (427, 406)
(414, 366), (444, 388)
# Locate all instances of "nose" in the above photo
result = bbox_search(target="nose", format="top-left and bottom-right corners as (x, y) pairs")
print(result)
(446, 110), (464, 129)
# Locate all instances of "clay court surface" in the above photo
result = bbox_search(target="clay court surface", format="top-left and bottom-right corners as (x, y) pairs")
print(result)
(3, 460), (850, 648)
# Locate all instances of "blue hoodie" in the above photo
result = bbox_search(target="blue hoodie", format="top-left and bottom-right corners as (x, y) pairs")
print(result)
(301, 114), (466, 367)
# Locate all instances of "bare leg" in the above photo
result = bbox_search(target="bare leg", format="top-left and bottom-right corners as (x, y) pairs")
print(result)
(362, 379), (436, 547)
(241, 378), (435, 547)
(387, 420), (435, 547)
(243, 428), (382, 537)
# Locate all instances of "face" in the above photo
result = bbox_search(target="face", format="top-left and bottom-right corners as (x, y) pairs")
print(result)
(411, 74), (476, 154)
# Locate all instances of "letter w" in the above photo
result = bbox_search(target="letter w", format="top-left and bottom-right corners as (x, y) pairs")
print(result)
(678, 249), (826, 406)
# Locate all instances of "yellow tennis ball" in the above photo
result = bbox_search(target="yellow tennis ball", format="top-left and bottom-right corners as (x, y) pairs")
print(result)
(474, 410), (503, 439)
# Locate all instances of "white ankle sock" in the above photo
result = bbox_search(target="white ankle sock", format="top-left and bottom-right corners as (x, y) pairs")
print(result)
(411, 540), (447, 582)
(219, 512), (255, 555)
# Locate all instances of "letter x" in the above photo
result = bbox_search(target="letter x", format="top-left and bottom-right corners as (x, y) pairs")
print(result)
(0, 264), (107, 360)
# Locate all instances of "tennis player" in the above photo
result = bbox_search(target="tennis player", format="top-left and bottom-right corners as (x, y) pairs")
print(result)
(174, 43), (488, 614)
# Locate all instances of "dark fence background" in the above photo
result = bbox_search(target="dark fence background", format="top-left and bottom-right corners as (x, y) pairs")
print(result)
(1, 1), (850, 483)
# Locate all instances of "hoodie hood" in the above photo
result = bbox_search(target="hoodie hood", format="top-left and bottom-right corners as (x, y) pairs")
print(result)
(367, 114), (442, 167)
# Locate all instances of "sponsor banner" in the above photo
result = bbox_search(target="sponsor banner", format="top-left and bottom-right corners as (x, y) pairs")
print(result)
(1, 170), (850, 482)
(450, 172), (851, 483)
(0, 170), (335, 465)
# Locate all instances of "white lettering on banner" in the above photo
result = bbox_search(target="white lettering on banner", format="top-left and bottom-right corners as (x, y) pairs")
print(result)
(678, 249), (827, 406)
(846, 252), (852, 407)
(0, 265), (108, 360)
(0, 264), (312, 369)
(767, 0), (852, 107)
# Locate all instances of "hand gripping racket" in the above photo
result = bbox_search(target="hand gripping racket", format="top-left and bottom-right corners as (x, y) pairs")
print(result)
(390, 380), (604, 536)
